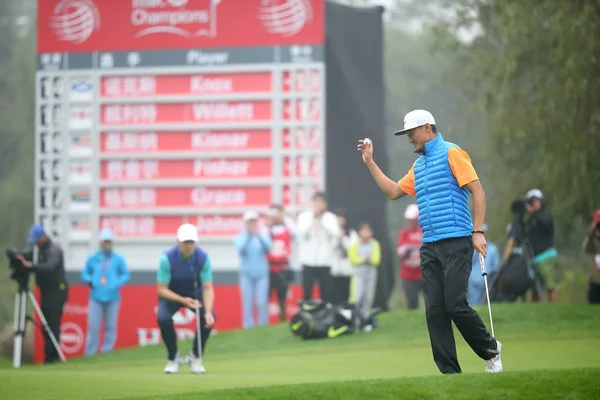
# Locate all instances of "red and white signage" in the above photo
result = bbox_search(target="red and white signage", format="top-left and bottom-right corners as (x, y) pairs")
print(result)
(100, 158), (272, 181)
(101, 102), (272, 125)
(100, 215), (182, 237)
(34, 284), (307, 363)
(99, 214), (249, 237)
(283, 98), (322, 121)
(195, 214), (244, 236)
(100, 186), (272, 208)
(283, 156), (321, 178)
(101, 73), (273, 98)
(283, 70), (322, 93)
(101, 130), (273, 153)
(38, 0), (325, 53)
(283, 128), (321, 150)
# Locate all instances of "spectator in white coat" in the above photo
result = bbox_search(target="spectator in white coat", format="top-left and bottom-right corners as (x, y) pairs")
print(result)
(296, 192), (341, 304)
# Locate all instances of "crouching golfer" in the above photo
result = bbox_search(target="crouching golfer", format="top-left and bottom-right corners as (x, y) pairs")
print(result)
(357, 109), (502, 374)
(157, 223), (216, 374)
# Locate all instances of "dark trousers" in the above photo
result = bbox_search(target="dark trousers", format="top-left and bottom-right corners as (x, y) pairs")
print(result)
(332, 276), (351, 306)
(589, 281), (600, 304)
(402, 279), (422, 310)
(157, 298), (214, 361)
(302, 265), (333, 304)
(420, 237), (497, 374)
(269, 270), (289, 322)
(40, 288), (67, 363)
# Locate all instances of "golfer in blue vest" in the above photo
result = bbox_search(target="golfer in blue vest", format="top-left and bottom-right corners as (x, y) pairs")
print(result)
(357, 109), (502, 374)
(157, 223), (215, 374)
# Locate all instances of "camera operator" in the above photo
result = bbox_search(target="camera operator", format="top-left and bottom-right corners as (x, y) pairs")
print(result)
(16, 224), (68, 363)
(583, 209), (600, 304)
(524, 189), (559, 302)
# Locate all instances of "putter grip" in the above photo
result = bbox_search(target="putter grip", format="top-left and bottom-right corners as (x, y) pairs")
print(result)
(479, 253), (487, 275)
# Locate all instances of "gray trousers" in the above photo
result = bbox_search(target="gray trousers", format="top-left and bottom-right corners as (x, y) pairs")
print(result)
(353, 266), (377, 318)
(402, 279), (423, 310)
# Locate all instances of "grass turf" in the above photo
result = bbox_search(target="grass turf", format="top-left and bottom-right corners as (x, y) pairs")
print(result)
(0, 303), (599, 399)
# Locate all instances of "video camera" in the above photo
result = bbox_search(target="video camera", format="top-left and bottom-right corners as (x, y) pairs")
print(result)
(5, 247), (33, 282)
(511, 196), (528, 218)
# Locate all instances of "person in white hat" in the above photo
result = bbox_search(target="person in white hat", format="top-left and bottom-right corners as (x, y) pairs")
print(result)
(396, 204), (423, 310)
(233, 210), (273, 329)
(81, 228), (130, 356)
(156, 223), (215, 374)
(524, 188), (559, 302)
(357, 109), (502, 374)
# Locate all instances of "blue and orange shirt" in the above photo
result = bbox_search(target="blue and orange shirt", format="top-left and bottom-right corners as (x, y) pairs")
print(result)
(397, 134), (478, 243)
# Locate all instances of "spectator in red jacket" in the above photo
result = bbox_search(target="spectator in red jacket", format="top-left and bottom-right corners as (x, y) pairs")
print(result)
(266, 204), (295, 322)
(397, 204), (423, 309)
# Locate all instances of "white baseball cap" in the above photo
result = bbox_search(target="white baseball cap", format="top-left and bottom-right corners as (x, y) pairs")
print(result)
(99, 228), (114, 241)
(404, 203), (419, 220)
(526, 189), (544, 200)
(394, 109), (436, 135)
(176, 223), (199, 243)
(243, 210), (259, 222)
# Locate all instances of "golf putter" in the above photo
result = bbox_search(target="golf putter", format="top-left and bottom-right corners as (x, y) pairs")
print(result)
(195, 304), (203, 364)
(193, 278), (204, 366)
(479, 253), (496, 338)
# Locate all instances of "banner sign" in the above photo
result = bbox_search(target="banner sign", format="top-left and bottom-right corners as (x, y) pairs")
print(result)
(34, 284), (306, 362)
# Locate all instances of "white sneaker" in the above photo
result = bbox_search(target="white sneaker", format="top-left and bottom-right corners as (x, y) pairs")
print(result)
(164, 353), (183, 374)
(186, 352), (206, 374)
(484, 341), (503, 373)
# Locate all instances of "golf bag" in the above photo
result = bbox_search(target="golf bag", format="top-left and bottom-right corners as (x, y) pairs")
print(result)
(290, 300), (380, 340)
(491, 250), (534, 301)
(491, 242), (544, 301)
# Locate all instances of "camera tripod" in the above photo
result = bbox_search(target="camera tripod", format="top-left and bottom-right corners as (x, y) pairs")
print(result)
(12, 275), (66, 368)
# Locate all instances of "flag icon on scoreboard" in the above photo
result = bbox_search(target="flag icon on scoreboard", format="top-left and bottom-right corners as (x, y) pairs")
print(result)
(70, 216), (90, 232)
(69, 79), (93, 102)
(71, 189), (91, 203)
(69, 106), (93, 130)
(71, 133), (91, 148)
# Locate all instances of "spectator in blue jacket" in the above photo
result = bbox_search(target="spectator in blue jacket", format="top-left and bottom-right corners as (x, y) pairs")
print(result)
(234, 210), (273, 329)
(468, 224), (501, 305)
(81, 228), (130, 356)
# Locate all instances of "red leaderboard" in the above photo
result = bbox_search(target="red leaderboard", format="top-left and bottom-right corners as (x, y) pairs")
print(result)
(36, 0), (325, 241)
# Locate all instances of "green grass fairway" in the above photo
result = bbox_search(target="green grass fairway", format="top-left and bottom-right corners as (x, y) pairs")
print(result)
(1, 303), (599, 399)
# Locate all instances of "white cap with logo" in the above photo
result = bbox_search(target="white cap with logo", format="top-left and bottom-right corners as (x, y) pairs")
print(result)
(394, 109), (436, 136)
(243, 210), (259, 222)
(176, 223), (199, 243)
(526, 189), (544, 200)
(404, 203), (419, 220)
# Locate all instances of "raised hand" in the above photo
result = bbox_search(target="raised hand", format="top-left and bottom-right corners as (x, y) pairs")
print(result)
(357, 138), (374, 164)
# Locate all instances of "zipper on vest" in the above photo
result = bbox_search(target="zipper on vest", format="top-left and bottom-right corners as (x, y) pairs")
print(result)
(424, 158), (435, 238)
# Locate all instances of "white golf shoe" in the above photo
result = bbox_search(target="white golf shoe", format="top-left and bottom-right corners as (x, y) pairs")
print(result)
(164, 353), (183, 374)
(186, 351), (206, 374)
(484, 341), (503, 373)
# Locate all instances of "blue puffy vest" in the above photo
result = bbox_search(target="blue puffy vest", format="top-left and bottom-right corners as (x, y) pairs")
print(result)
(414, 133), (474, 243)
(165, 246), (207, 299)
